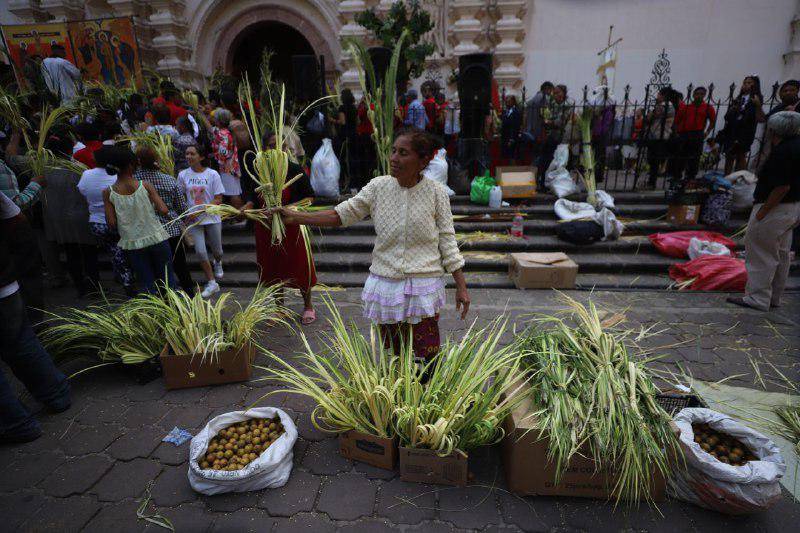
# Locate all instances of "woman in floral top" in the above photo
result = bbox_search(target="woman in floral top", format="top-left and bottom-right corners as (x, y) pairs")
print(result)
(211, 108), (242, 208)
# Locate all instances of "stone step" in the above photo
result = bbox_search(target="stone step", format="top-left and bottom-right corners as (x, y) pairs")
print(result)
(221, 233), (744, 254)
(322, 191), (687, 206)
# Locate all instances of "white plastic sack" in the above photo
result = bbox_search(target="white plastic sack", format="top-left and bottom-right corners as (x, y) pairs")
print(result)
(687, 238), (731, 260)
(554, 199), (595, 221)
(188, 407), (298, 495)
(594, 190), (615, 210)
(423, 148), (454, 196)
(310, 139), (340, 197)
(547, 144), (570, 174)
(594, 207), (624, 241)
(727, 170), (757, 209)
(546, 144), (579, 198)
(669, 408), (785, 515)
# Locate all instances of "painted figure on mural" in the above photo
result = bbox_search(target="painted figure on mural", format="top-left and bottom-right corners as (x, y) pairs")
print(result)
(96, 31), (117, 85)
(111, 35), (136, 84)
(75, 28), (102, 80)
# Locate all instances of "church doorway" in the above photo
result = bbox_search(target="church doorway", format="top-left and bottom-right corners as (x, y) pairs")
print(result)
(229, 20), (316, 90)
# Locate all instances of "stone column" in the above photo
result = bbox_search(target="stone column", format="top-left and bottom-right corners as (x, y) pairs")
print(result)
(338, 0), (369, 92)
(492, 0), (527, 93)
(38, 0), (84, 21)
(784, 2), (800, 80)
(448, 0), (485, 57)
(147, 0), (193, 82)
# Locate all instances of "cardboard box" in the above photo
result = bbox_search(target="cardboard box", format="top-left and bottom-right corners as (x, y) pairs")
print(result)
(508, 252), (578, 289)
(496, 166), (537, 199)
(339, 430), (398, 470)
(667, 204), (701, 225)
(501, 392), (666, 500)
(159, 342), (254, 390)
(399, 447), (468, 486)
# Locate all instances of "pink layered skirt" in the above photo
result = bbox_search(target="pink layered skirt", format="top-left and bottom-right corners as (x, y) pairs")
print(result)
(362, 274), (446, 325)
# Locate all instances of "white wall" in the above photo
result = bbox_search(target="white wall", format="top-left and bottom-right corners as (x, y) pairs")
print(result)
(524, 0), (796, 101)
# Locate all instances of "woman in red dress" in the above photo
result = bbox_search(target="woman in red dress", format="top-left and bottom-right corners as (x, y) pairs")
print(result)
(241, 132), (317, 324)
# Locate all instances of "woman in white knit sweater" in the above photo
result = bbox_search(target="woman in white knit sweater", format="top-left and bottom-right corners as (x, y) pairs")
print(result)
(274, 129), (470, 360)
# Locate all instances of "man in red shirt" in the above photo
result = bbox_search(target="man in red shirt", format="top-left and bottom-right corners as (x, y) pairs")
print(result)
(163, 89), (188, 125)
(73, 122), (103, 169)
(673, 86), (716, 183)
(422, 83), (437, 132)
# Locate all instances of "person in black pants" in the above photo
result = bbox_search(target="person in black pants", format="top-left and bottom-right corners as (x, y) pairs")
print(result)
(133, 145), (195, 294)
(672, 87), (716, 185)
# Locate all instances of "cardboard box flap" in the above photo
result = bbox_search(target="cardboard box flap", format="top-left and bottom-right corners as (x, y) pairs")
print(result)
(513, 252), (570, 266)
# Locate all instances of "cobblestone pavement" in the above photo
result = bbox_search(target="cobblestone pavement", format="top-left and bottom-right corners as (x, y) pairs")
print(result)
(2, 287), (799, 532)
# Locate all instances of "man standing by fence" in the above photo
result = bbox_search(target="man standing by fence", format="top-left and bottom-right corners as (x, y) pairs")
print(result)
(672, 87), (716, 184)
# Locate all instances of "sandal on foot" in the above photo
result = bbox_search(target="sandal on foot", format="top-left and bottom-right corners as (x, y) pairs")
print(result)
(301, 309), (316, 325)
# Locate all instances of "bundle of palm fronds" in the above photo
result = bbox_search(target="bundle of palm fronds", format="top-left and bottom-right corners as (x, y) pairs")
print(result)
(181, 90), (199, 111)
(0, 84), (31, 143)
(83, 80), (134, 110)
(22, 105), (87, 178)
(41, 285), (290, 367)
(122, 130), (175, 176)
(775, 405), (800, 456)
(455, 231), (522, 245)
(577, 106), (597, 206)
(345, 29), (408, 177)
(517, 294), (681, 503)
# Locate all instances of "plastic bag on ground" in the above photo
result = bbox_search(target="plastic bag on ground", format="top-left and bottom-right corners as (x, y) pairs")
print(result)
(594, 207), (624, 240)
(649, 231), (737, 259)
(310, 139), (340, 197)
(423, 148), (454, 196)
(668, 255), (747, 291)
(687, 237), (731, 260)
(470, 172), (495, 205)
(556, 220), (604, 245)
(727, 170), (757, 209)
(669, 408), (785, 515)
(188, 407), (298, 495)
(594, 190), (615, 209)
(554, 199), (595, 221)
(546, 144), (579, 198)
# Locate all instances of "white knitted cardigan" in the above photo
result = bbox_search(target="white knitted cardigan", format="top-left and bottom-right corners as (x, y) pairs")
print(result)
(334, 176), (465, 279)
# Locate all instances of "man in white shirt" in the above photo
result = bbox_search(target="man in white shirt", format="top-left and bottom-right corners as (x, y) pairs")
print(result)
(0, 193), (71, 444)
(41, 44), (82, 104)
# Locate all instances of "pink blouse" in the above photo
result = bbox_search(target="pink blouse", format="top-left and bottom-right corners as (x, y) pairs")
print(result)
(212, 127), (241, 177)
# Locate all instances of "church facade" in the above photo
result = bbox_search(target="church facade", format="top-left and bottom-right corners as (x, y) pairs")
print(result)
(3, 0), (800, 99)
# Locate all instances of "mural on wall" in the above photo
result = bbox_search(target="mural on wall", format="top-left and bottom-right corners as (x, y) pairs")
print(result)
(0, 22), (75, 89)
(1, 17), (142, 89)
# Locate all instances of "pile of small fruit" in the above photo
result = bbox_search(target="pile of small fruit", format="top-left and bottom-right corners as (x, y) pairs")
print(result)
(200, 416), (285, 471)
(692, 423), (758, 466)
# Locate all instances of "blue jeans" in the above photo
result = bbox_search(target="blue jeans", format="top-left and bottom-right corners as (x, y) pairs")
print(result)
(0, 291), (71, 439)
(126, 240), (179, 294)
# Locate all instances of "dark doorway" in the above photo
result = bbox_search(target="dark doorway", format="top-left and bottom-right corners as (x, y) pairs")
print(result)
(230, 21), (315, 89)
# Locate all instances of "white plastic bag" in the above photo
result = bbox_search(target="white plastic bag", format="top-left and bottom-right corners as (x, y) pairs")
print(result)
(594, 207), (624, 241)
(545, 144), (579, 198)
(669, 408), (785, 515)
(188, 407), (298, 495)
(687, 238), (731, 260)
(423, 148), (454, 196)
(727, 170), (757, 209)
(594, 190), (615, 210)
(554, 199), (595, 221)
(310, 139), (340, 197)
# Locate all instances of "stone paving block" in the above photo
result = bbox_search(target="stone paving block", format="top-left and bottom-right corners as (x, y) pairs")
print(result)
(0, 492), (48, 531)
(204, 384), (248, 407)
(0, 450), (66, 492)
(123, 380), (168, 402)
(150, 465), (197, 507)
(150, 441), (190, 466)
(204, 490), (261, 513)
(258, 470), (321, 516)
(242, 385), (283, 407)
(75, 399), (131, 425)
(438, 485), (500, 530)
(157, 405), (213, 432)
(292, 437), (309, 466)
(92, 458), (163, 502)
(85, 375), (130, 400)
(376, 477), (437, 525)
(294, 411), (331, 441)
(19, 495), (101, 532)
(497, 493), (561, 533)
(163, 385), (211, 405)
(144, 502), (214, 533)
(41, 454), (114, 497)
(558, 498), (635, 532)
(109, 426), (166, 461)
(122, 402), (172, 428)
(335, 518), (396, 533)
(83, 499), (148, 533)
(354, 461), (398, 480)
(301, 437), (352, 475)
(281, 392), (317, 412)
(680, 500), (761, 532)
(273, 512), (336, 533)
(405, 521), (462, 532)
(209, 508), (276, 532)
(59, 424), (125, 455)
(316, 472), (377, 521)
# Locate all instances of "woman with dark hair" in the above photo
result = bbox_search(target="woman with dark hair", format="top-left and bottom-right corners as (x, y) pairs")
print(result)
(240, 131), (318, 324)
(720, 75), (766, 174)
(77, 145), (136, 295)
(334, 88), (358, 190)
(134, 145), (194, 294)
(272, 128), (470, 360)
(41, 134), (97, 297)
(101, 145), (177, 294)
